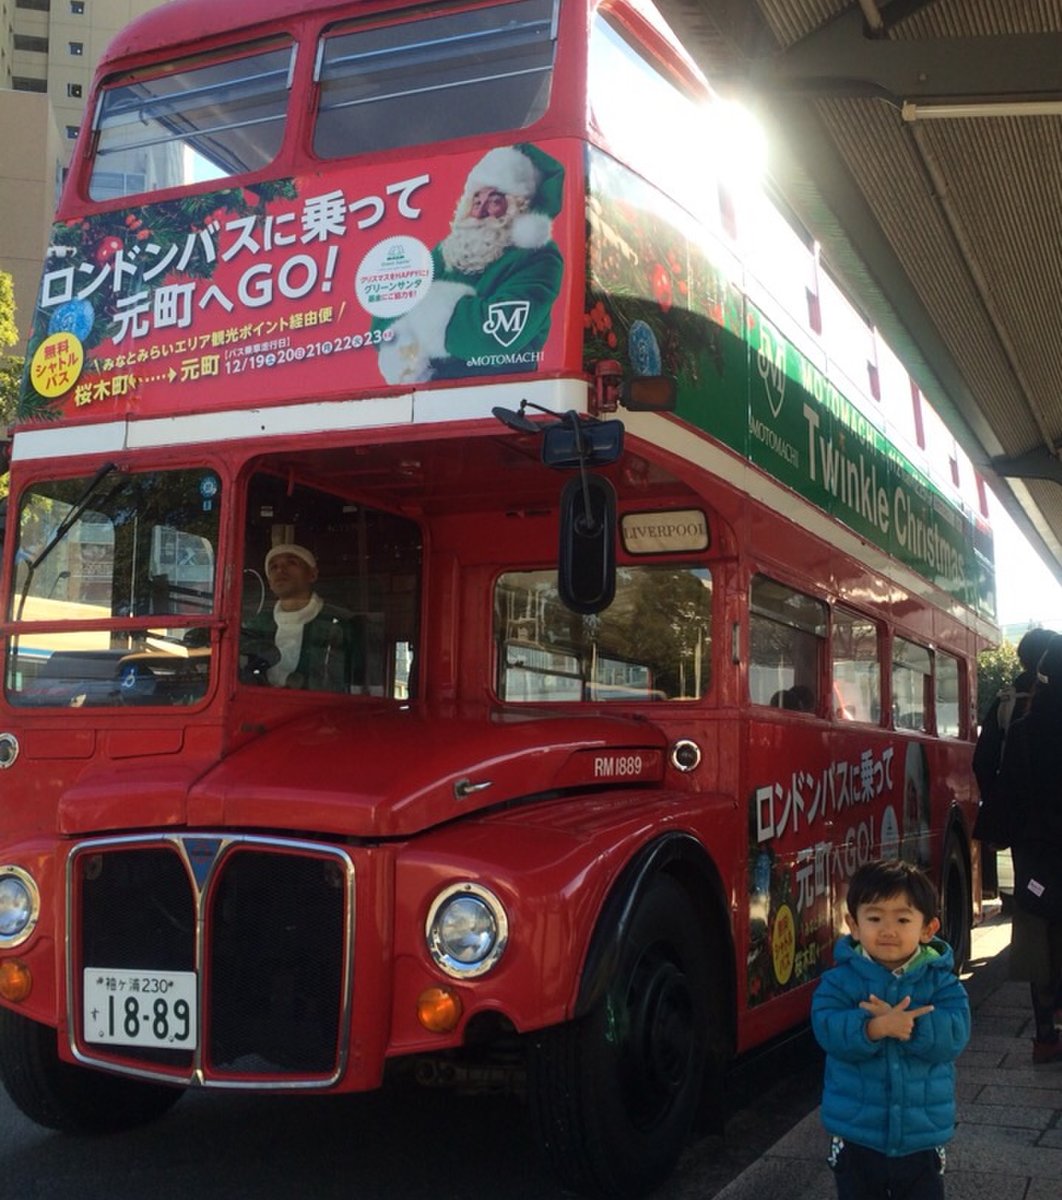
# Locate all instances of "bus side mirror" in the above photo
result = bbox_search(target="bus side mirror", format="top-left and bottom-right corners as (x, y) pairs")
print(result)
(558, 474), (616, 614)
(541, 418), (624, 468)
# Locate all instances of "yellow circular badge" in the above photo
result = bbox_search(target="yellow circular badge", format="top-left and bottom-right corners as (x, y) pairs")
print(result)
(29, 333), (85, 399)
(771, 903), (796, 986)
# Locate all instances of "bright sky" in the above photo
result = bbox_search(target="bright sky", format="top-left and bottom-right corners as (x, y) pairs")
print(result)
(991, 500), (1062, 632)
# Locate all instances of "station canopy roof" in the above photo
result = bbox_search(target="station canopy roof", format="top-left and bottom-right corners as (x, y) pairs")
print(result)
(657, 0), (1062, 585)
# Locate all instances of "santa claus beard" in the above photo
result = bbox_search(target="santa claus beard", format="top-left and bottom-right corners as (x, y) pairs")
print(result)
(440, 202), (526, 274)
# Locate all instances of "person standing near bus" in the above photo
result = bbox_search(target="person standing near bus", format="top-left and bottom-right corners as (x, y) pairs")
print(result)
(972, 627), (1055, 851)
(995, 632), (1062, 1063)
(376, 142), (565, 384)
(243, 544), (358, 692)
(811, 860), (970, 1199)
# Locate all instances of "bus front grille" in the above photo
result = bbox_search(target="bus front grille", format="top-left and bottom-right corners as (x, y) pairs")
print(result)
(70, 836), (353, 1086)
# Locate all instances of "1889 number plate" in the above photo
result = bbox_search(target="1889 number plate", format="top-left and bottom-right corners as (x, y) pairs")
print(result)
(83, 968), (197, 1049)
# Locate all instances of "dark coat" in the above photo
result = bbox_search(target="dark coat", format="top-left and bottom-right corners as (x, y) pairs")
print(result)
(972, 667), (1037, 846)
(996, 702), (1062, 851)
(243, 602), (359, 693)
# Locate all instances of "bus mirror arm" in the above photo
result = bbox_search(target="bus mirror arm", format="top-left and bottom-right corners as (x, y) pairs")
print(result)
(491, 402), (625, 467)
(491, 405), (621, 614)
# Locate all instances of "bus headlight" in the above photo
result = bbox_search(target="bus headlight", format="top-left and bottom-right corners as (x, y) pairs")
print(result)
(0, 868), (39, 947)
(426, 883), (508, 978)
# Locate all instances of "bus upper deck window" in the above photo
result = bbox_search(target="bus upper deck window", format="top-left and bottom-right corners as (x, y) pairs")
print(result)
(313, 0), (557, 160)
(88, 40), (295, 201)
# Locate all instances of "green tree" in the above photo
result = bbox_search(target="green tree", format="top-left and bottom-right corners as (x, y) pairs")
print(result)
(0, 269), (21, 427)
(0, 270), (19, 500)
(976, 639), (1019, 724)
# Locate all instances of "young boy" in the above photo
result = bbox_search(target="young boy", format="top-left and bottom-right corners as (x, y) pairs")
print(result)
(811, 859), (971, 1200)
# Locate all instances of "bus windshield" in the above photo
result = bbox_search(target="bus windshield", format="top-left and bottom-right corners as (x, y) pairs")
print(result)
(6, 467), (221, 707)
(240, 467), (422, 700)
(89, 40), (295, 200)
(313, 0), (557, 158)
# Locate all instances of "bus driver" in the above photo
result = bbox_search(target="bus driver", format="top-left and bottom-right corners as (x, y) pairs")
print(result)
(242, 544), (358, 692)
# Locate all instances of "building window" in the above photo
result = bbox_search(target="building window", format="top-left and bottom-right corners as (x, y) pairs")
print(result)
(67, 82), (82, 98)
(16, 0), (52, 11)
(71, 0), (85, 11)
(90, 170), (147, 200)
(66, 125), (79, 139)
(13, 77), (49, 92)
(13, 34), (49, 52)
(69, 41), (84, 56)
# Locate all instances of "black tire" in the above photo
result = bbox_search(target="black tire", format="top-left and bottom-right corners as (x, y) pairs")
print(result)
(527, 875), (712, 1199)
(0, 1008), (182, 1133)
(940, 840), (971, 971)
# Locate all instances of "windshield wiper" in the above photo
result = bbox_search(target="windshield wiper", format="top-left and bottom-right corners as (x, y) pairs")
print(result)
(15, 462), (118, 622)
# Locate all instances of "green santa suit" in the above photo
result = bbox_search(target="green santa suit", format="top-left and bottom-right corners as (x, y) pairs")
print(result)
(376, 143), (564, 384)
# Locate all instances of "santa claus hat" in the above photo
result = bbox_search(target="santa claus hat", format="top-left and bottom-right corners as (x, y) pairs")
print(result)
(460, 143), (565, 249)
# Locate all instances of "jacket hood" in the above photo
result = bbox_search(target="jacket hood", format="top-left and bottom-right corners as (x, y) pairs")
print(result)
(833, 932), (956, 975)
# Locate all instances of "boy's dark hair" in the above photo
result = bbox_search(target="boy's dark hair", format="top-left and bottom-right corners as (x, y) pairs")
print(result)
(845, 859), (939, 923)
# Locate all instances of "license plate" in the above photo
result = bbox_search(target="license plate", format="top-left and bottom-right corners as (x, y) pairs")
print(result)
(83, 968), (198, 1049)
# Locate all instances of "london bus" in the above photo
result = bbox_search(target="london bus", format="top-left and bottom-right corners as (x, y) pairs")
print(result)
(1, 0), (995, 1195)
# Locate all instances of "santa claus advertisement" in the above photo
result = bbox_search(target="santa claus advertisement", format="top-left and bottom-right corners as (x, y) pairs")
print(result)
(19, 140), (573, 424)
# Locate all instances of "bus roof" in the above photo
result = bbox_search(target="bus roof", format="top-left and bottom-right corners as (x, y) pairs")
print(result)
(101, 0), (393, 67)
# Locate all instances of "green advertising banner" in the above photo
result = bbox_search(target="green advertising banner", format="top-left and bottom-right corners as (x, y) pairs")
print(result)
(584, 147), (994, 619)
(746, 306), (979, 611)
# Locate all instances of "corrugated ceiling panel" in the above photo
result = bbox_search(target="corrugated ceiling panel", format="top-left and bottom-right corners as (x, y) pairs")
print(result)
(817, 97), (1043, 455)
(919, 116), (1062, 439)
(756, 0), (843, 47)
(758, 0), (1062, 45)
(894, 0), (1062, 38)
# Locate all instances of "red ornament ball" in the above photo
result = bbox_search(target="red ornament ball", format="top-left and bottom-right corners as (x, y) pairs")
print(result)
(94, 235), (124, 264)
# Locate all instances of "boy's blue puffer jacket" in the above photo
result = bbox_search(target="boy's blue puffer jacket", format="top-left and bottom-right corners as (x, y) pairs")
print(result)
(811, 935), (970, 1156)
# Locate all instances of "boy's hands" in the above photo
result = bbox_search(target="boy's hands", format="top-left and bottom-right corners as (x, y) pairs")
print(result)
(860, 993), (934, 1041)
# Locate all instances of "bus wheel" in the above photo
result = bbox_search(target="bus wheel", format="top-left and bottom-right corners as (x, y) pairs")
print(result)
(527, 875), (710, 1199)
(940, 841), (971, 971)
(0, 1008), (182, 1133)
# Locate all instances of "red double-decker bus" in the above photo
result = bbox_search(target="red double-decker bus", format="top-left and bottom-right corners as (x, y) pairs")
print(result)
(0, 0), (996, 1194)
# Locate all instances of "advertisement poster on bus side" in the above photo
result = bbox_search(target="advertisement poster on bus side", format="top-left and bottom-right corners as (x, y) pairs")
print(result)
(582, 150), (992, 619)
(584, 148), (749, 455)
(19, 141), (577, 423)
(745, 730), (933, 1007)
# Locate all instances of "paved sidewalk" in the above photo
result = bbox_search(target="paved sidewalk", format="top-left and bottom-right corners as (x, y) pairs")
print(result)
(711, 909), (1062, 1199)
